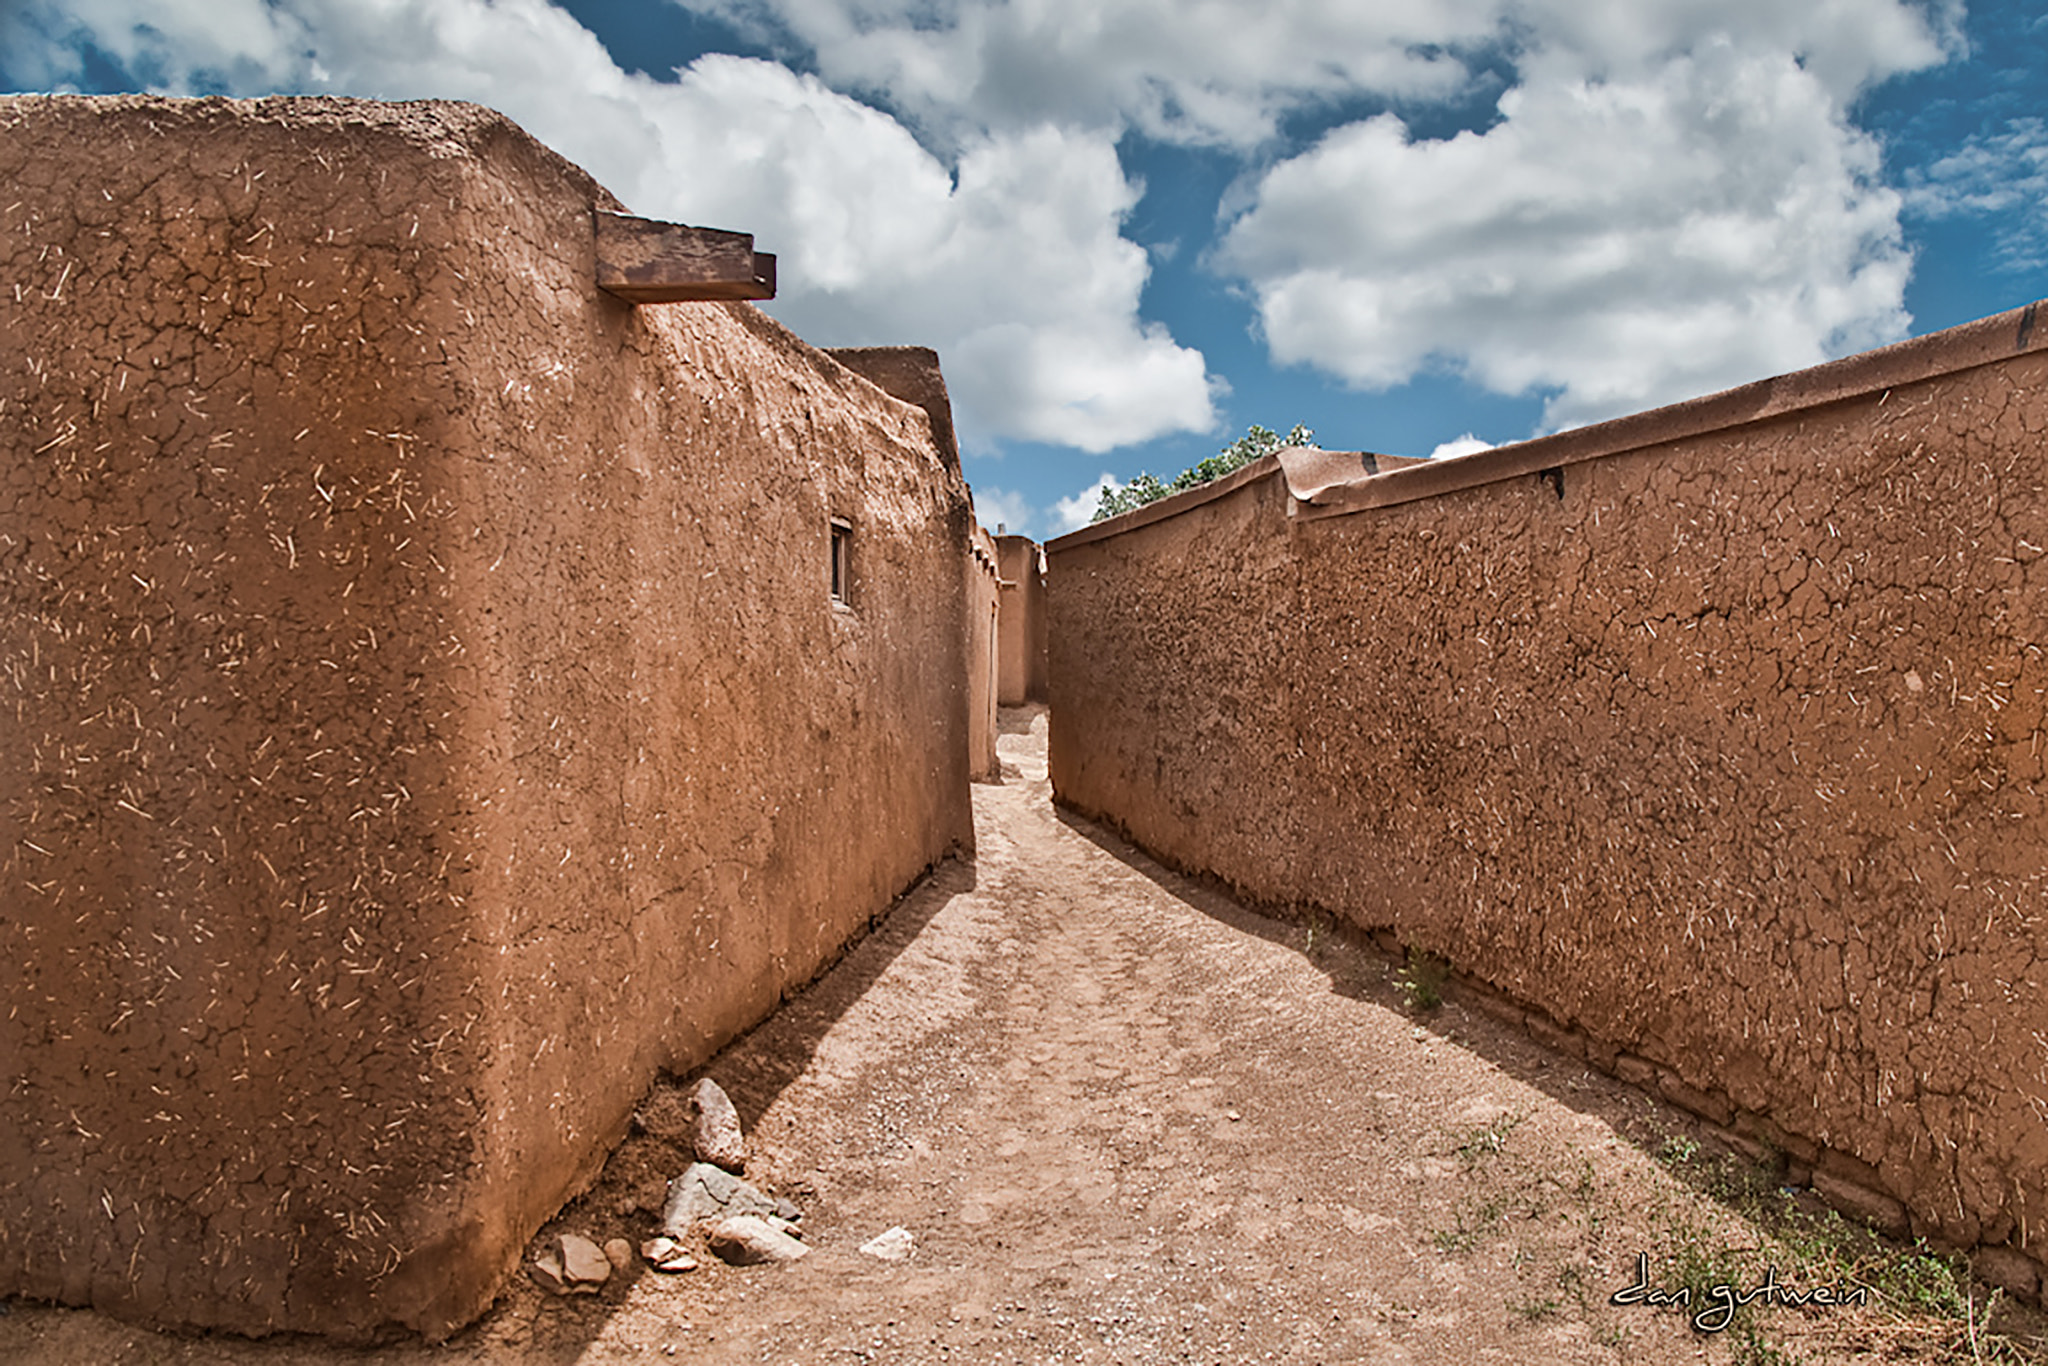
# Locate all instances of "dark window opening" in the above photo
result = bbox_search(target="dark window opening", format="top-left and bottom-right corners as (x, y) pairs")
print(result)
(830, 518), (853, 604)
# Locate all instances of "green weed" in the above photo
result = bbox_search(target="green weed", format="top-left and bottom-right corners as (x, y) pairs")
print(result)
(1397, 946), (1449, 1012)
(1454, 1111), (1526, 1167)
(1635, 1129), (2046, 1363)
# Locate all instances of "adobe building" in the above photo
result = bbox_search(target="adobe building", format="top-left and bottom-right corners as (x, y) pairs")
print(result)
(1, 94), (976, 1339)
(995, 534), (1049, 705)
(965, 519), (1003, 781)
(1047, 303), (2048, 1298)
(824, 347), (1002, 778)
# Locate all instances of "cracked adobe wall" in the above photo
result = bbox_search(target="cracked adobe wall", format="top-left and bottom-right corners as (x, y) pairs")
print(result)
(1048, 305), (2048, 1293)
(1, 95), (972, 1339)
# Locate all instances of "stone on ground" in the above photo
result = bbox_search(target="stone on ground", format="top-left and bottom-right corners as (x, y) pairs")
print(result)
(686, 1076), (747, 1172)
(526, 1251), (569, 1295)
(661, 1161), (780, 1235)
(705, 1214), (809, 1265)
(859, 1226), (916, 1261)
(556, 1233), (612, 1288)
(640, 1236), (699, 1273)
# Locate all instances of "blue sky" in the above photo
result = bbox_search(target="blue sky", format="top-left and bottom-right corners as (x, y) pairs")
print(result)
(6, 0), (2045, 538)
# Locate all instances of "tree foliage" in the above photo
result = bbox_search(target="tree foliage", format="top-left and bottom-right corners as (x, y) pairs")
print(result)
(1091, 424), (1315, 522)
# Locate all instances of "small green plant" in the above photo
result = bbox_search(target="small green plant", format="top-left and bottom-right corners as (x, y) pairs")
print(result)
(1397, 945), (1450, 1012)
(1454, 1111), (1525, 1166)
(1302, 910), (1323, 957)
(1657, 1134), (1701, 1167)
(1556, 1263), (1597, 1317)
(1433, 1193), (1508, 1253)
(1628, 1138), (2048, 1363)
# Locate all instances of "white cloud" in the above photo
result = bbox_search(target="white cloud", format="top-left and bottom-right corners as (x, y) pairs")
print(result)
(971, 485), (1033, 537)
(1428, 433), (1495, 460)
(1216, 19), (1940, 430)
(658, 0), (1956, 435)
(1052, 474), (1120, 533)
(683, 0), (1497, 150)
(1500, 0), (1955, 100)
(677, 0), (1956, 151)
(7, 0), (1972, 450)
(4, 0), (1218, 454)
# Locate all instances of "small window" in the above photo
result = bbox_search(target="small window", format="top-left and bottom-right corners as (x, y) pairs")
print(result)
(830, 517), (853, 604)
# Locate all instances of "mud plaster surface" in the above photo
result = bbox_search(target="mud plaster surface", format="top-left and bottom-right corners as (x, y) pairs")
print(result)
(2, 94), (970, 1338)
(1048, 353), (2048, 1272)
(11, 712), (2038, 1364)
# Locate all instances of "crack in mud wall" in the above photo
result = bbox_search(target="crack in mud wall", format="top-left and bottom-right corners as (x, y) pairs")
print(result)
(1048, 338), (2048, 1293)
(2, 94), (973, 1340)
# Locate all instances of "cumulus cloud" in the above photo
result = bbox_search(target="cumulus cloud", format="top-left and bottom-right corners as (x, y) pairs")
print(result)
(680, 0), (1496, 150)
(677, 0), (1956, 150)
(4, 0), (1974, 451)
(1052, 474), (1121, 534)
(1496, 0), (1955, 99)
(2, 0), (1218, 453)
(662, 0), (1958, 432)
(1215, 15), (1945, 430)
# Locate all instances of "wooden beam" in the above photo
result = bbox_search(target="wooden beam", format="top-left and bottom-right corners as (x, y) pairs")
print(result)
(594, 211), (776, 303)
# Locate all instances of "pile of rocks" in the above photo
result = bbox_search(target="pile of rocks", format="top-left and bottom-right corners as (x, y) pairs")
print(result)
(660, 1161), (808, 1265)
(528, 1076), (809, 1296)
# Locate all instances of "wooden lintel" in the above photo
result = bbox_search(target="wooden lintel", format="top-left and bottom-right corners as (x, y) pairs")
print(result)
(594, 211), (776, 304)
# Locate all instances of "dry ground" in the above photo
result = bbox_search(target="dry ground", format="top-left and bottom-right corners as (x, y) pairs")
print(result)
(5, 707), (2041, 1364)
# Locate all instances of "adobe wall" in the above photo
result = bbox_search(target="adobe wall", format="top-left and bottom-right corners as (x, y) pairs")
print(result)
(995, 534), (1048, 705)
(967, 521), (1001, 780)
(1, 94), (973, 1339)
(1048, 303), (2048, 1294)
(827, 346), (961, 472)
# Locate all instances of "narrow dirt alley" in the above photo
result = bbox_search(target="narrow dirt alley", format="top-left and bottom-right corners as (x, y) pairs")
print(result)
(2, 709), (1976, 1364)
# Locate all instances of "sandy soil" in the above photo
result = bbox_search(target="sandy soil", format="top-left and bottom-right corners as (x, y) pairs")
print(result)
(2, 707), (2026, 1364)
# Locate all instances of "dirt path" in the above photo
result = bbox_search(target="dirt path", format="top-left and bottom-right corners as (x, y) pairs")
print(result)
(2, 709), (2011, 1364)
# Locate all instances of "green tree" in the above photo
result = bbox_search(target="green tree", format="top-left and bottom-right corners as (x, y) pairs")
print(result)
(1091, 424), (1315, 522)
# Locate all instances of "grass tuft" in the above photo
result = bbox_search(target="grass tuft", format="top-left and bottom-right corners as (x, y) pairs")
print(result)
(1397, 945), (1449, 1012)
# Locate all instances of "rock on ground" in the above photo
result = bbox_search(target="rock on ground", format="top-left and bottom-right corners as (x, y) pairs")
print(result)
(640, 1237), (699, 1273)
(686, 1077), (747, 1173)
(555, 1233), (612, 1288)
(704, 1215), (809, 1265)
(660, 1162), (781, 1236)
(858, 1226), (916, 1261)
(525, 1253), (569, 1296)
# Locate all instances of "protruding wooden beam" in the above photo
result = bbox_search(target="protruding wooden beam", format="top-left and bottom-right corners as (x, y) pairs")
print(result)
(594, 211), (776, 303)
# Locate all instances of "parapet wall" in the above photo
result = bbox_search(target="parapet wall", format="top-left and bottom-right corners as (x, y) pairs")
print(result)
(1, 95), (973, 1339)
(1048, 303), (2048, 1293)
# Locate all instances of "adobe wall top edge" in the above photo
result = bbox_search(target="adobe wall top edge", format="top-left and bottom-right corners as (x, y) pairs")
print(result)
(1313, 296), (2048, 517)
(1048, 296), (2048, 550)
(1, 92), (626, 213)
